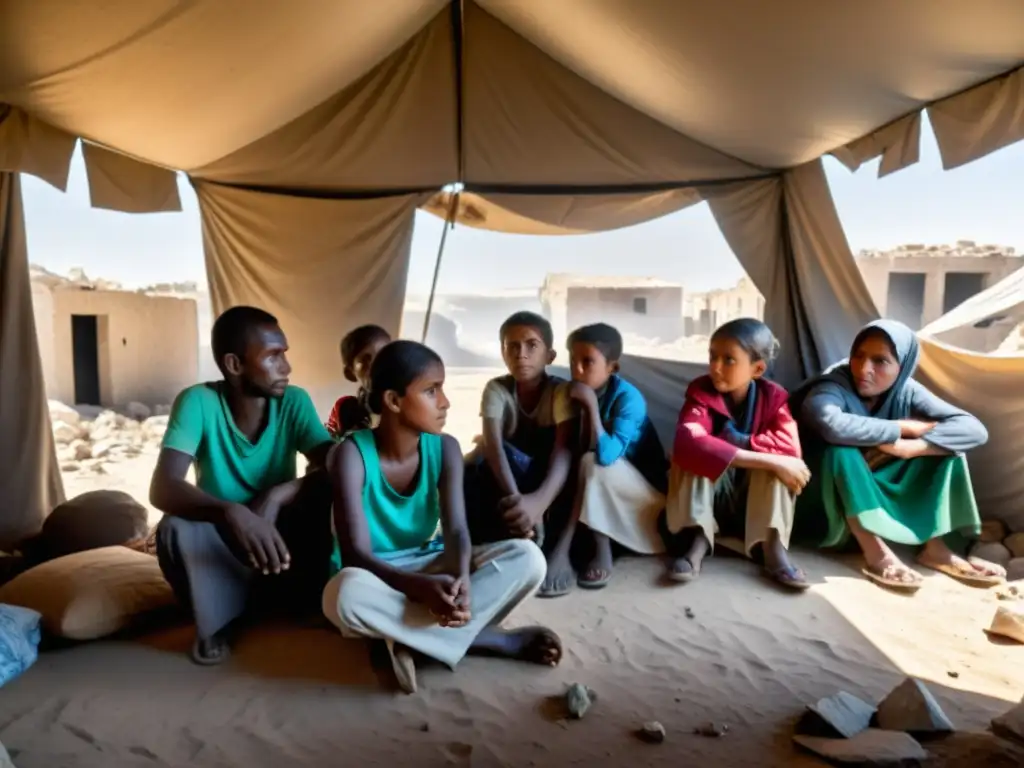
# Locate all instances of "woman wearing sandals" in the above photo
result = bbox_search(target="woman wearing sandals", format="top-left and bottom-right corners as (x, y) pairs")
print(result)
(791, 318), (1005, 591)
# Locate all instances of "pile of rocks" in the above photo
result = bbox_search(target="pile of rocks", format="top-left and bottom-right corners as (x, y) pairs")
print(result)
(970, 521), (1024, 582)
(48, 400), (170, 474)
(794, 678), (953, 764)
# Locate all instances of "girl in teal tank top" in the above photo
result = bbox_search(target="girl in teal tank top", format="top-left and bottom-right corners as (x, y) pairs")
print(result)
(326, 339), (563, 688)
(328, 340), (471, 619)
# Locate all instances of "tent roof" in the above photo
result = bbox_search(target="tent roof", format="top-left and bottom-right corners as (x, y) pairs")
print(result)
(2, 1), (1024, 187)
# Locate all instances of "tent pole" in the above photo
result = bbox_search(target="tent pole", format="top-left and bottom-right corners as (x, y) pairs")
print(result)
(422, 192), (460, 343)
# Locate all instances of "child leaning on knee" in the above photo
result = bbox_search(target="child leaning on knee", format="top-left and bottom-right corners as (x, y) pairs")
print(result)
(539, 323), (668, 598)
(465, 311), (573, 546)
(665, 318), (811, 590)
(326, 324), (391, 440)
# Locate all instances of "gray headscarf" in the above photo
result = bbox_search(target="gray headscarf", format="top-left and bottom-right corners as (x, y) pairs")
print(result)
(790, 319), (920, 420)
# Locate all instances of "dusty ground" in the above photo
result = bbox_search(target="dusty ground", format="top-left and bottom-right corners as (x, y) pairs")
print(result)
(13, 368), (1020, 767)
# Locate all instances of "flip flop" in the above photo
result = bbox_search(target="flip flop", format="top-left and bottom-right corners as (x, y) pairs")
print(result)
(861, 563), (923, 591)
(916, 557), (1006, 588)
(763, 564), (811, 591)
(190, 634), (230, 666)
(577, 569), (612, 590)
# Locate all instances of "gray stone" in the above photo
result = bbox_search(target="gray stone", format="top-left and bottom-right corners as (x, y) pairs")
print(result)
(126, 401), (152, 420)
(794, 730), (927, 764)
(52, 422), (80, 444)
(970, 541), (1012, 569)
(1007, 558), (1024, 583)
(876, 678), (954, 735)
(928, 731), (1024, 767)
(1006, 533), (1024, 560)
(637, 721), (665, 743)
(992, 699), (1024, 746)
(979, 520), (1009, 543)
(48, 400), (80, 427)
(801, 691), (877, 738)
(564, 683), (595, 719)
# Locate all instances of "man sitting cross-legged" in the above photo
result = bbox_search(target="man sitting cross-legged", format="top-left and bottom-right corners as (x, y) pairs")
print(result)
(151, 305), (334, 665)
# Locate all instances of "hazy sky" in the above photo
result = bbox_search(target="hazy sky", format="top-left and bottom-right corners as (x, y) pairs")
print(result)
(20, 115), (1024, 296)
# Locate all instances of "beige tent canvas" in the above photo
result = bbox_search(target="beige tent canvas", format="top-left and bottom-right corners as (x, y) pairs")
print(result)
(3, 1), (1024, 544)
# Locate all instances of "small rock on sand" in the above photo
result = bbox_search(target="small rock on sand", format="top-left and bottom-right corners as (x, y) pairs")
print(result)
(800, 691), (875, 739)
(979, 520), (1009, 543)
(693, 722), (729, 738)
(637, 722), (665, 743)
(875, 677), (954, 735)
(1006, 533), (1024, 560)
(564, 683), (596, 719)
(991, 698), (1024, 746)
(970, 541), (1012, 570)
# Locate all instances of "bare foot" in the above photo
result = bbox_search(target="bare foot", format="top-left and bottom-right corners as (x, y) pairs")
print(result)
(919, 538), (1006, 584)
(863, 554), (923, 588)
(470, 626), (563, 666)
(538, 552), (575, 598)
(579, 532), (613, 589)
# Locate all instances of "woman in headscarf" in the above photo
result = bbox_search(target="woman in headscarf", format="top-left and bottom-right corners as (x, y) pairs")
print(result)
(791, 319), (1005, 591)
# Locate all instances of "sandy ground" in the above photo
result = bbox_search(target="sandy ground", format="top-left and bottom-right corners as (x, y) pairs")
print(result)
(10, 369), (1022, 767)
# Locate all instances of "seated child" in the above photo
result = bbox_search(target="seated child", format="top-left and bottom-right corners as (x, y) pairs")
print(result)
(539, 323), (668, 598)
(322, 340), (562, 694)
(326, 324), (391, 440)
(664, 318), (810, 590)
(464, 311), (573, 546)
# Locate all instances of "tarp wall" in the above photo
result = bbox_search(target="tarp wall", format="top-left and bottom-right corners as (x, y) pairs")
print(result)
(195, 182), (425, 415)
(0, 172), (63, 549)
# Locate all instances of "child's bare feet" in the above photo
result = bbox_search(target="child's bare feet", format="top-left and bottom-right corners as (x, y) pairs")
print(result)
(470, 626), (562, 666)
(579, 532), (613, 589)
(539, 551), (575, 598)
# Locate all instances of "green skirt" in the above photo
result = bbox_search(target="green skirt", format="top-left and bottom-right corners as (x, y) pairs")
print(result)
(795, 446), (981, 550)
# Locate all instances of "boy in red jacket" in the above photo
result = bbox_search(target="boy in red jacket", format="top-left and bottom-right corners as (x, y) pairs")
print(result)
(664, 318), (810, 590)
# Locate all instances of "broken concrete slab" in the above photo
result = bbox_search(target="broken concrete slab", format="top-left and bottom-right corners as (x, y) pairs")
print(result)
(798, 691), (877, 738)
(875, 677), (954, 735)
(991, 698), (1024, 747)
(793, 730), (928, 764)
(928, 731), (1024, 767)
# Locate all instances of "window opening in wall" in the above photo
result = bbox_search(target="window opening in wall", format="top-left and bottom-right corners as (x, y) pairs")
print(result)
(633, 296), (648, 315)
(885, 272), (926, 330)
(943, 272), (986, 314)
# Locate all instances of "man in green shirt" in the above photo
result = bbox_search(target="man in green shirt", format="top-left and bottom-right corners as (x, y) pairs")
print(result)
(151, 306), (334, 665)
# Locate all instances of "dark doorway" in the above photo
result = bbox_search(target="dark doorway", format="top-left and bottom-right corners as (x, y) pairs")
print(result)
(943, 272), (986, 314)
(886, 273), (926, 330)
(71, 314), (101, 405)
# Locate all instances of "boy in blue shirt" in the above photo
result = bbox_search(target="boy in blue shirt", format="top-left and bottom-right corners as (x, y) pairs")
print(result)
(539, 323), (668, 597)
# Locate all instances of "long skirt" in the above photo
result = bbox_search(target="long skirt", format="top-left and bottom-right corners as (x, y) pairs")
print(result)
(795, 445), (981, 549)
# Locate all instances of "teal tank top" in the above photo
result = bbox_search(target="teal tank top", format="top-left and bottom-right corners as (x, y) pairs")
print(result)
(330, 429), (443, 574)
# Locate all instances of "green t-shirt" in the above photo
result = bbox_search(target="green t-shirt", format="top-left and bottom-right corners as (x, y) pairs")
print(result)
(162, 382), (331, 504)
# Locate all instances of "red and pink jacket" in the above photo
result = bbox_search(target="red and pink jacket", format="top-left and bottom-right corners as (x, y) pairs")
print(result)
(672, 375), (800, 481)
